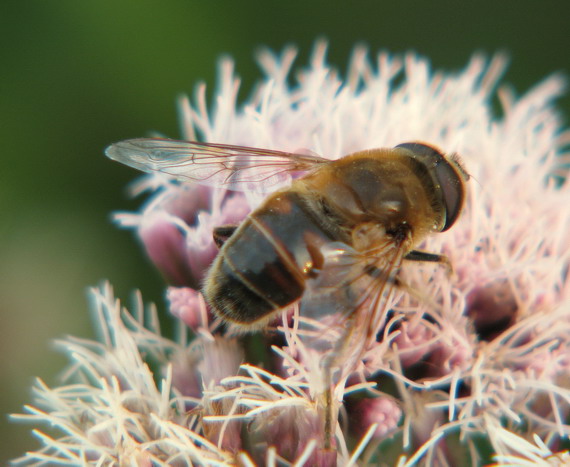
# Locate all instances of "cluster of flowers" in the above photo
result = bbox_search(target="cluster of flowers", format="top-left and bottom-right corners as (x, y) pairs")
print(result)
(13, 43), (570, 465)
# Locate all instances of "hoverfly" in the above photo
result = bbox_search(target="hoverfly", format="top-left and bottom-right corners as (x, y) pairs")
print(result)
(106, 138), (468, 353)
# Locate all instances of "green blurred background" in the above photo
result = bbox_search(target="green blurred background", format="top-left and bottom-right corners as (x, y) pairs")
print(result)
(1, 0), (569, 461)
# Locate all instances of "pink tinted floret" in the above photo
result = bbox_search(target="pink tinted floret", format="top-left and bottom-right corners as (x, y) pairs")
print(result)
(169, 350), (202, 400)
(167, 286), (210, 330)
(350, 396), (402, 439)
(200, 337), (244, 452)
(217, 192), (251, 226)
(136, 187), (250, 289)
(257, 406), (336, 466)
(139, 211), (198, 287)
(393, 318), (435, 368)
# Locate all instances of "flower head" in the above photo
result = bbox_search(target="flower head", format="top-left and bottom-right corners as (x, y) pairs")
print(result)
(13, 42), (570, 465)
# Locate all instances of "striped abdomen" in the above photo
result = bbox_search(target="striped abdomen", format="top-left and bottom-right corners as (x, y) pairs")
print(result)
(204, 190), (334, 327)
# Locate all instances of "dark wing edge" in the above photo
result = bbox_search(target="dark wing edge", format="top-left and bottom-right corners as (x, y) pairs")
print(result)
(105, 138), (330, 191)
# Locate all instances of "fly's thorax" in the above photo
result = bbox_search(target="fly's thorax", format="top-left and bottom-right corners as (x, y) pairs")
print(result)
(298, 149), (443, 246)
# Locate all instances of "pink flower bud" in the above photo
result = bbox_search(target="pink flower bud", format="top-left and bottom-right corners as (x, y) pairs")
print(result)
(167, 286), (211, 330)
(139, 211), (199, 287)
(350, 397), (401, 440)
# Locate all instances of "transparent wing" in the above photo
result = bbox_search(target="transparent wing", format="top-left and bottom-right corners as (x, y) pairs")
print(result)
(297, 235), (408, 375)
(105, 138), (330, 191)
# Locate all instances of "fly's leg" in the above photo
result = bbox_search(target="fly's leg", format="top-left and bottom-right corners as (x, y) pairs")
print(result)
(404, 249), (453, 275)
(212, 225), (238, 248)
(320, 353), (341, 454)
(318, 312), (362, 453)
(321, 362), (334, 450)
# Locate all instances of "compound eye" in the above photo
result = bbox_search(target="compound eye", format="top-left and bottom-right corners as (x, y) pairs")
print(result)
(433, 156), (466, 231)
(395, 142), (467, 232)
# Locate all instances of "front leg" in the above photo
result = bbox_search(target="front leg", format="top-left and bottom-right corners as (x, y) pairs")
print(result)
(404, 249), (453, 275)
